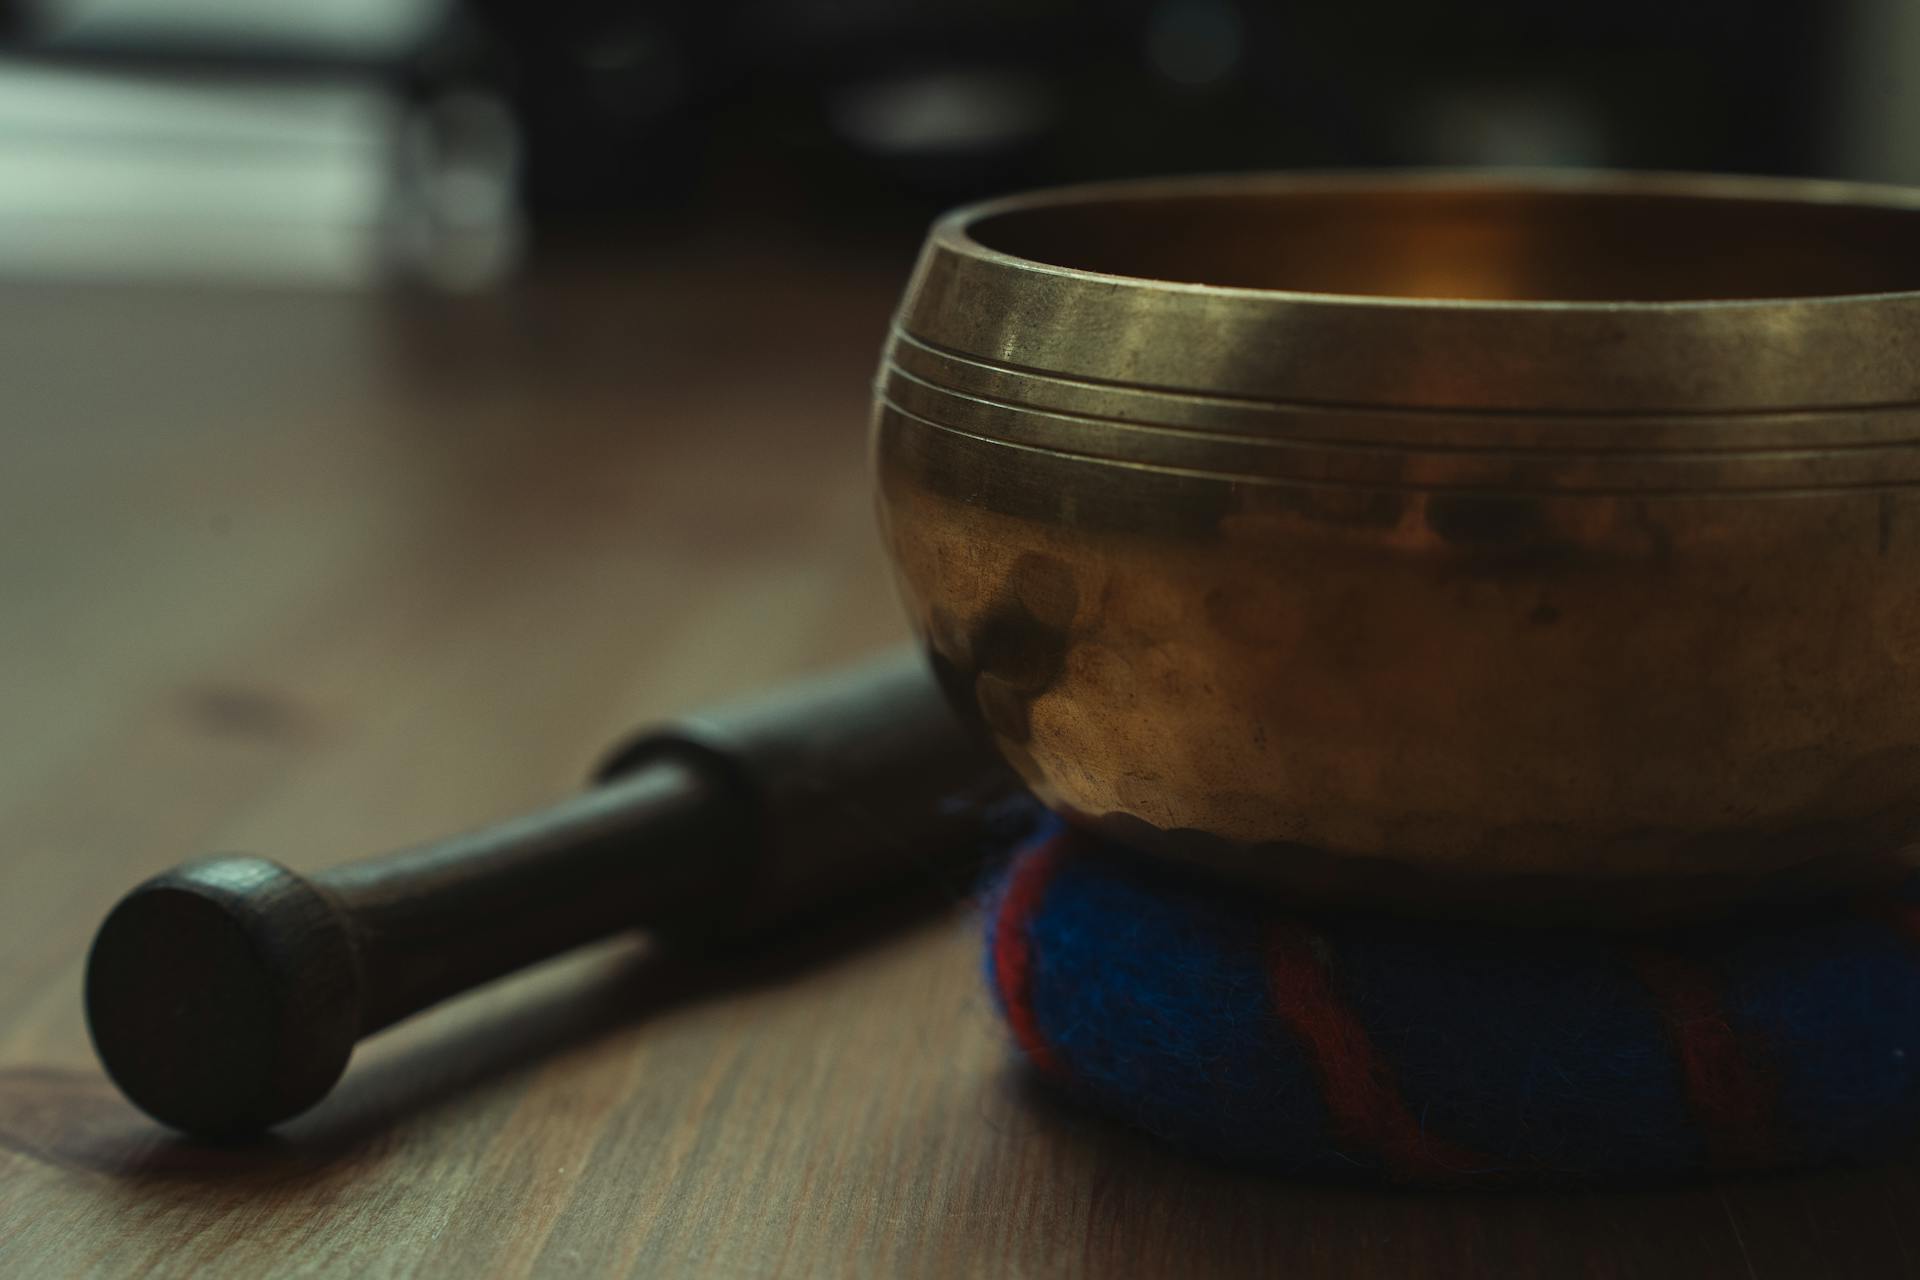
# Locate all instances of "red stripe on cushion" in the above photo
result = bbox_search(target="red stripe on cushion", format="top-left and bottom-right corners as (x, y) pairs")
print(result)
(1630, 946), (1779, 1171)
(1266, 923), (1487, 1181)
(992, 834), (1071, 1078)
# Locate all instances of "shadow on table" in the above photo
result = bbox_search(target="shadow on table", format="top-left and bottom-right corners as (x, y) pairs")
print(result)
(976, 1069), (1919, 1280)
(0, 876), (965, 1199)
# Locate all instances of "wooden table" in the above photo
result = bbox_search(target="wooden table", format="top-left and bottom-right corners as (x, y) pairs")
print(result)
(1, 247), (1915, 1279)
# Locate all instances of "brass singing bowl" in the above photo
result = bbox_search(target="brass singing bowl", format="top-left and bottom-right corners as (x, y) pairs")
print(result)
(872, 171), (1920, 919)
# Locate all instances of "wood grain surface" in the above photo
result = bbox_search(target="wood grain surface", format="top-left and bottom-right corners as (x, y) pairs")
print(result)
(1, 244), (1916, 1279)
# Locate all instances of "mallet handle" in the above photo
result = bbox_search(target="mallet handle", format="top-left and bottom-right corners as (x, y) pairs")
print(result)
(85, 650), (1021, 1137)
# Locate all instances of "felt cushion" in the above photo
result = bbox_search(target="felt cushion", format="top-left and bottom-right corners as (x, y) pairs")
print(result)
(983, 825), (1920, 1182)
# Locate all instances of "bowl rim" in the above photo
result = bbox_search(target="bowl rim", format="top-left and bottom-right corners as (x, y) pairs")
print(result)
(932, 168), (1920, 314)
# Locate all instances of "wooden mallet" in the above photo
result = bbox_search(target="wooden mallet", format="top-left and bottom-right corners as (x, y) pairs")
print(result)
(84, 651), (1021, 1138)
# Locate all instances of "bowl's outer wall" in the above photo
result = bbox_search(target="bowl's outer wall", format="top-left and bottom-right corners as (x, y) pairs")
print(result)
(873, 173), (1920, 915)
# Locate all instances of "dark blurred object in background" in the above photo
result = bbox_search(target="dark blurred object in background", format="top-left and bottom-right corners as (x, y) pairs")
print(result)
(0, 0), (1913, 281)
(470, 0), (1839, 240)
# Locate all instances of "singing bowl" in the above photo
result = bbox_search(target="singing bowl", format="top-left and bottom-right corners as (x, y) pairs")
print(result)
(872, 171), (1920, 918)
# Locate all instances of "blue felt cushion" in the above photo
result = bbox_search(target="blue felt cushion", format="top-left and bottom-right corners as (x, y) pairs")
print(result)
(984, 826), (1920, 1182)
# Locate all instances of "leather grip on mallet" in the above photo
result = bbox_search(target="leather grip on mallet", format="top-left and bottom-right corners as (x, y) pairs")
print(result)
(84, 649), (1021, 1137)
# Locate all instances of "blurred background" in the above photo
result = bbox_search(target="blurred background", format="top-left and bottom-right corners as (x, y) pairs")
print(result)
(11, 5), (1920, 1259)
(1, 0), (1916, 286)
(8, 0), (1920, 841)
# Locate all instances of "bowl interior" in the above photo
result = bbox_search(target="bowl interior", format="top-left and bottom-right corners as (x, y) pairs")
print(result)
(965, 182), (1920, 304)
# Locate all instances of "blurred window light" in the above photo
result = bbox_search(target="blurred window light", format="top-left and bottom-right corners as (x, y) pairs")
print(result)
(832, 71), (1050, 156)
(1419, 86), (1610, 168)
(0, 60), (521, 288)
(1835, 0), (1920, 185)
(21, 0), (451, 59)
(399, 91), (525, 292)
